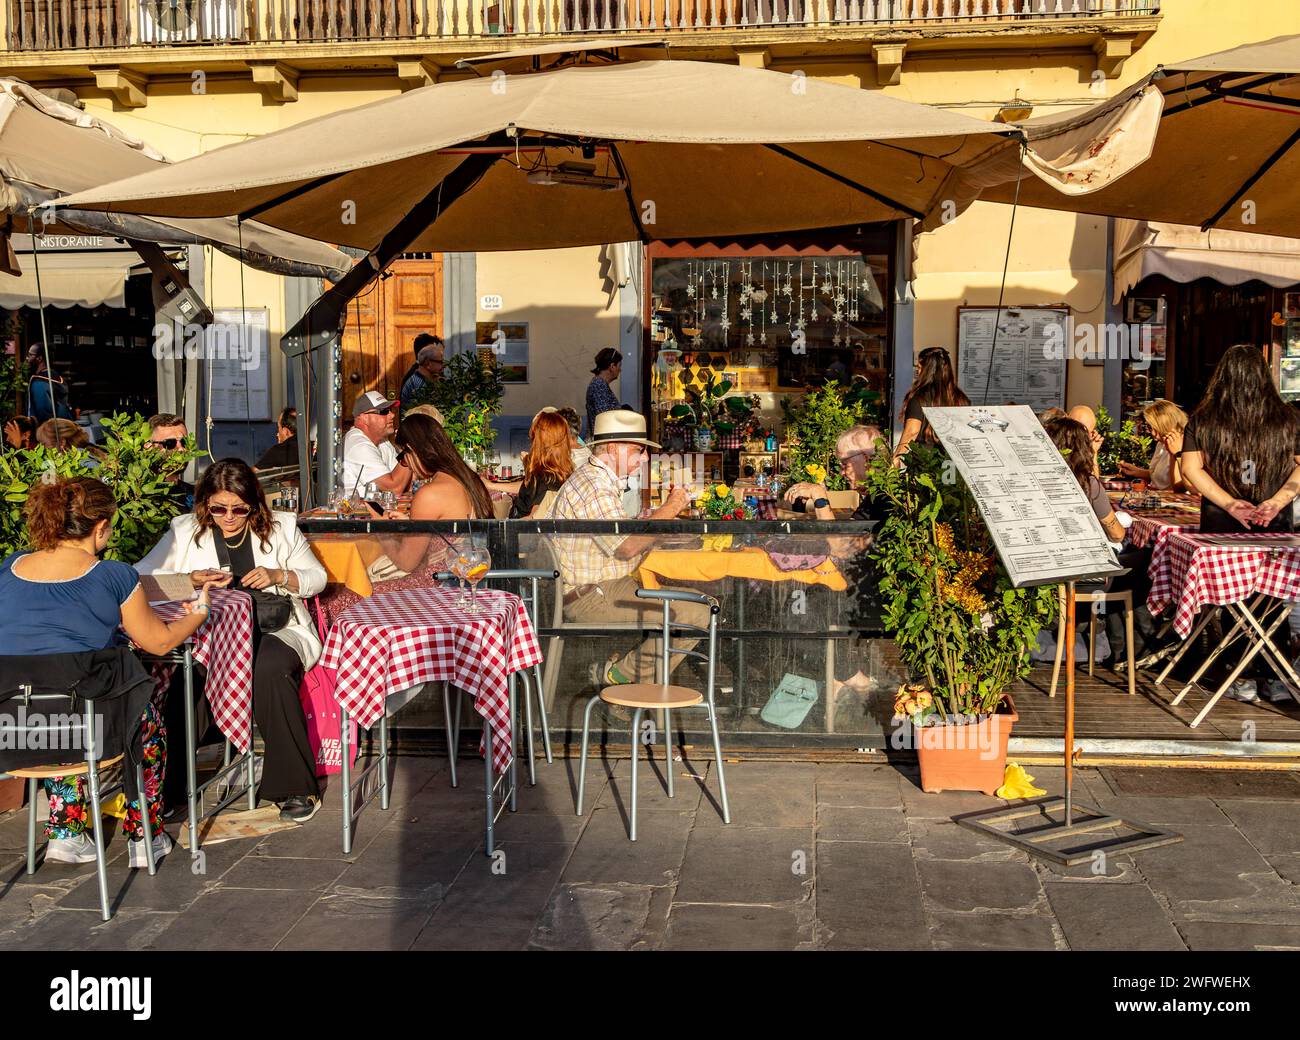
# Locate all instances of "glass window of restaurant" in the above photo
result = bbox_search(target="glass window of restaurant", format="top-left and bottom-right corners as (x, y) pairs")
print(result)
(644, 227), (893, 485)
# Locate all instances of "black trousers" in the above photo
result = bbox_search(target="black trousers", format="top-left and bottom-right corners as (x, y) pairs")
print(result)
(162, 631), (317, 810)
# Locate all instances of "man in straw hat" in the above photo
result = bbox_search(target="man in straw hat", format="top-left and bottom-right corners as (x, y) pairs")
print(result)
(551, 409), (709, 689)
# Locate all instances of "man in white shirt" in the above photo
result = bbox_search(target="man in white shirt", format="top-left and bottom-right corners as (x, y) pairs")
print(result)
(342, 390), (411, 495)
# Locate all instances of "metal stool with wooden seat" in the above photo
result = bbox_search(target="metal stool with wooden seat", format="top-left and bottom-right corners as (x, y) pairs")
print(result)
(1050, 584), (1136, 697)
(575, 589), (731, 840)
(1, 683), (159, 922)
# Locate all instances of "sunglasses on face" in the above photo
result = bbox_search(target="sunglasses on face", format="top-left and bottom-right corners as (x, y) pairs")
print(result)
(150, 438), (183, 450)
(208, 505), (252, 518)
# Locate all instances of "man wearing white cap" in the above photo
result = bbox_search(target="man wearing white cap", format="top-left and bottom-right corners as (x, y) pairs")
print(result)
(552, 410), (708, 688)
(342, 390), (411, 495)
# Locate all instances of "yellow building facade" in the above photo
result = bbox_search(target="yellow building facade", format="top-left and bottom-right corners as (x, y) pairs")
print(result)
(2, 0), (1297, 458)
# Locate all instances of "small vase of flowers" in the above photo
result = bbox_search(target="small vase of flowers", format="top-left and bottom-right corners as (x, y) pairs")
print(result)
(695, 482), (755, 520)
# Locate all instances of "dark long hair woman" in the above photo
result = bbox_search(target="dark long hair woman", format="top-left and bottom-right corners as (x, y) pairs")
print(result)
(134, 457), (330, 822)
(1182, 344), (1300, 533)
(895, 346), (970, 460)
(371, 414), (492, 575)
(1044, 416), (1125, 543)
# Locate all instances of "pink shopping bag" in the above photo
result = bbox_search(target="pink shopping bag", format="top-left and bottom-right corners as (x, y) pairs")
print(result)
(299, 599), (358, 777)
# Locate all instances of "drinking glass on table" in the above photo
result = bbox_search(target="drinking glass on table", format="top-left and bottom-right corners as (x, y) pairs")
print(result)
(464, 547), (491, 615)
(447, 542), (471, 606)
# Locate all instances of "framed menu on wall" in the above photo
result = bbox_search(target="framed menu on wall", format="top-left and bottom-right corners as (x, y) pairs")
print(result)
(924, 404), (1123, 588)
(956, 306), (1068, 413)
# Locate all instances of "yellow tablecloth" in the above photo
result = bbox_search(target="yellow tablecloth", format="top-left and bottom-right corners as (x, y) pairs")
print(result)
(307, 534), (386, 598)
(638, 547), (847, 592)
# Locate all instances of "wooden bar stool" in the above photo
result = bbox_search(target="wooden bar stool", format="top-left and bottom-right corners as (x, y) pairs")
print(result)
(1051, 584), (1136, 697)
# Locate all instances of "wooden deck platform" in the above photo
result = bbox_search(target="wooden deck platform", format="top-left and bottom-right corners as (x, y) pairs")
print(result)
(1009, 662), (1300, 745)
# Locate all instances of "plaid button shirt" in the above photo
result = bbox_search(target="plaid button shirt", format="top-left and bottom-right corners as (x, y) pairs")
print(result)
(551, 455), (637, 590)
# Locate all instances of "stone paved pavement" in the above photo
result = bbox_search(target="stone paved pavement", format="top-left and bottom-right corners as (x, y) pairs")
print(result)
(1, 756), (1299, 951)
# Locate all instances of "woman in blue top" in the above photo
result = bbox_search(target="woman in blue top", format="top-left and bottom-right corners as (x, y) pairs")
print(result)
(0, 477), (225, 867)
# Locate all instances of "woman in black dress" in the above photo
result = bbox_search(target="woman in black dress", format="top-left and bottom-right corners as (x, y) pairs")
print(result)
(894, 346), (970, 463)
(1181, 344), (1300, 533)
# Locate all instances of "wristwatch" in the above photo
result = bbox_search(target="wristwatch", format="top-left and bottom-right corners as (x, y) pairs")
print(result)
(193, 602), (210, 615)
(813, 497), (831, 510)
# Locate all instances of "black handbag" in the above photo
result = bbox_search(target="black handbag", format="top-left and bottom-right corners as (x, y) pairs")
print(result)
(212, 534), (293, 633)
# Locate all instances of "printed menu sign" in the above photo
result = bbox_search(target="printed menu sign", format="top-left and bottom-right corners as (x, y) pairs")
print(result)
(957, 307), (1067, 412)
(924, 405), (1123, 588)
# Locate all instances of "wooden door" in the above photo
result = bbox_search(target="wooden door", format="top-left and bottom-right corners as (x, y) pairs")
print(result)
(339, 255), (443, 407)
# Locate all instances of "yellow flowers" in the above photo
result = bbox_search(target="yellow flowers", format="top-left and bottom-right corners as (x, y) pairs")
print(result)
(894, 683), (933, 717)
(806, 463), (827, 485)
(694, 496), (707, 508)
(934, 522), (991, 614)
(714, 484), (730, 498)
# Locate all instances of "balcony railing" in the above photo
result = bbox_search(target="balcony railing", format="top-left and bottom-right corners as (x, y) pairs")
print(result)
(6, 0), (1161, 51)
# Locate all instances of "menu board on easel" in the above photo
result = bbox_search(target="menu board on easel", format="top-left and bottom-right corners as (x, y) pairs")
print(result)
(924, 405), (1123, 588)
(957, 307), (1067, 413)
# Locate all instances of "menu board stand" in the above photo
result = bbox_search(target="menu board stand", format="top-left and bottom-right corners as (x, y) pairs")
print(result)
(957, 306), (1067, 413)
(923, 405), (1181, 860)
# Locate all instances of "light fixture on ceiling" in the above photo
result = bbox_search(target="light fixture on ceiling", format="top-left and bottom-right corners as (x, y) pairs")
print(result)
(995, 94), (1033, 123)
(527, 161), (626, 191)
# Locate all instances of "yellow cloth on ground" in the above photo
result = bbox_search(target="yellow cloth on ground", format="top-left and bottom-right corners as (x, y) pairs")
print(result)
(638, 547), (847, 591)
(996, 762), (1046, 800)
(100, 793), (126, 819)
(307, 535), (386, 598)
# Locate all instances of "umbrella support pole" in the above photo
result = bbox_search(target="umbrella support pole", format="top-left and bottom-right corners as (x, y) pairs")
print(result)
(955, 582), (1184, 866)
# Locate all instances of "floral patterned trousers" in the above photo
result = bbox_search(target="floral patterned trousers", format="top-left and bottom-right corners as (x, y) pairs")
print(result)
(44, 699), (166, 842)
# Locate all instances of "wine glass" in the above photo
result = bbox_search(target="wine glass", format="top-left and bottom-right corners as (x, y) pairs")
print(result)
(448, 544), (471, 607)
(464, 546), (492, 615)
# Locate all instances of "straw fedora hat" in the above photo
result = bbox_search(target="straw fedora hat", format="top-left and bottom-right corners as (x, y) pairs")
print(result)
(591, 409), (660, 450)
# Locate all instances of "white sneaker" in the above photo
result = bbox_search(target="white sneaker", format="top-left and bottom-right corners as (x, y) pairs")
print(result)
(1224, 679), (1259, 703)
(45, 833), (98, 864)
(128, 830), (172, 869)
(1263, 680), (1295, 703)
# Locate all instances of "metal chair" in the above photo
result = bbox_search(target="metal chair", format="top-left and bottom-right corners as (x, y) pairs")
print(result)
(437, 568), (556, 787)
(575, 588), (731, 840)
(1, 682), (159, 922)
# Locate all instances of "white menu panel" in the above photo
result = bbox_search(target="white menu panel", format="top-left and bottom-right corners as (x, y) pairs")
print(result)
(924, 405), (1123, 588)
(209, 308), (270, 422)
(957, 307), (1067, 413)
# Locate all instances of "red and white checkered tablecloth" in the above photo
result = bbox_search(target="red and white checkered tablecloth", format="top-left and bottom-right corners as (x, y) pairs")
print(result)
(319, 587), (541, 774)
(1147, 530), (1300, 637)
(150, 588), (257, 752)
(1127, 513), (1197, 551)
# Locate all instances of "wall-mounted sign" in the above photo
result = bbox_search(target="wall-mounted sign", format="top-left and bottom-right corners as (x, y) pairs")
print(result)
(479, 294), (503, 311)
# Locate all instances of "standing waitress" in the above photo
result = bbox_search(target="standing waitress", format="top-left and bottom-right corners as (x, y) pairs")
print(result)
(1180, 344), (1300, 703)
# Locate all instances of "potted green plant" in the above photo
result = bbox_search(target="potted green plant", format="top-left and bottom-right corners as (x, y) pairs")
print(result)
(0, 413), (204, 563)
(1095, 405), (1152, 477)
(669, 374), (754, 452)
(866, 442), (1057, 794)
(405, 351), (504, 469)
(781, 380), (867, 490)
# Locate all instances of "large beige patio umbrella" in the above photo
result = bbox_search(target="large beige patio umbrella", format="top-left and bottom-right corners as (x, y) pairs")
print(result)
(59, 59), (1018, 251)
(0, 78), (352, 280)
(969, 34), (1300, 237)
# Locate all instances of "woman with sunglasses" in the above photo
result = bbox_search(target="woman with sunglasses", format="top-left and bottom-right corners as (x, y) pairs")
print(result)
(135, 459), (329, 822)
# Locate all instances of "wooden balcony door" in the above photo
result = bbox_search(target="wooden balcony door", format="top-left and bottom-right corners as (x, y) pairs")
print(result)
(339, 255), (443, 408)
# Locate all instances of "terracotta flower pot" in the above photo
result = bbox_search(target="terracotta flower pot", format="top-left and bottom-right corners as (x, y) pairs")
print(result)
(915, 701), (1018, 796)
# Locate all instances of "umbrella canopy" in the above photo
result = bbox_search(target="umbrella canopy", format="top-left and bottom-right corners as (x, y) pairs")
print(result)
(970, 34), (1300, 237)
(59, 60), (1019, 251)
(0, 78), (352, 280)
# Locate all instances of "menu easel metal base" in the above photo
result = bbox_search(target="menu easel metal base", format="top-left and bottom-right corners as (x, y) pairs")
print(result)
(957, 582), (1182, 865)
(955, 796), (1183, 867)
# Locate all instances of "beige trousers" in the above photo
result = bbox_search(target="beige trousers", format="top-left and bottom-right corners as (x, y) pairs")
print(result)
(564, 575), (712, 684)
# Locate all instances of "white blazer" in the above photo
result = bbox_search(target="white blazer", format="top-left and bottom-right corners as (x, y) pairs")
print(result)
(134, 511), (328, 669)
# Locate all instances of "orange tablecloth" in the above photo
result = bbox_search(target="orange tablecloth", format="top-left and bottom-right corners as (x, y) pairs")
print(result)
(638, 547), (847, 592)
(307, 533), (386, 598)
